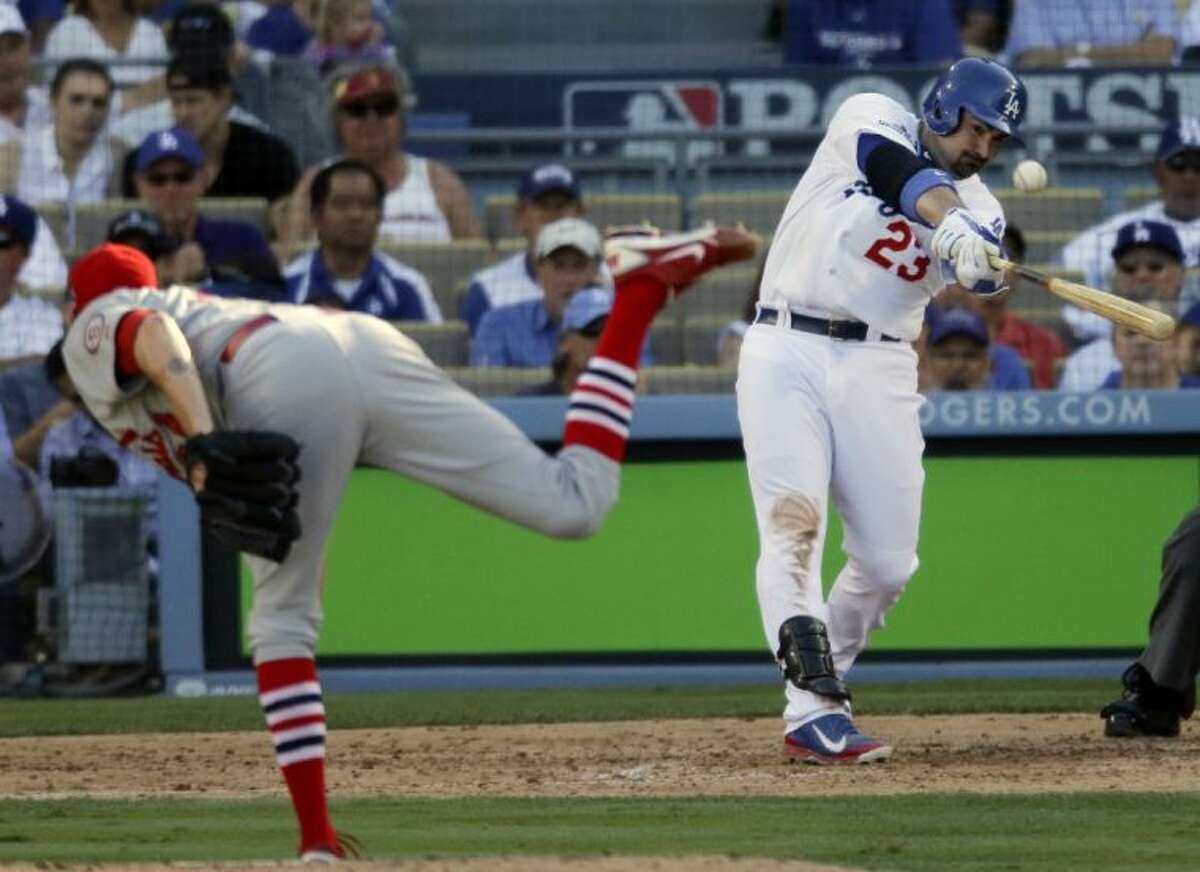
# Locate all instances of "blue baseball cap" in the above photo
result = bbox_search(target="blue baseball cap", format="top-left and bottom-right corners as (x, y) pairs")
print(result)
(518, 163), (581, 202)
(1157, 117), (1200, 161)
(0, 194), (37, 248)
(929, 308), (989, 346)
(136, 128), (204, 173)
(561, 287), (613, 335)
(1111, 220), (1184, 263)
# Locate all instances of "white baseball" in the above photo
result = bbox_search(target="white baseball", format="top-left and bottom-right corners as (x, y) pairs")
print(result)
(1012, 159), (1048, 194)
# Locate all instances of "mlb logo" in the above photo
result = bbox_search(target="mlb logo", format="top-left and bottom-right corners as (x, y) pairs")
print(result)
(563, 80), (723, 165)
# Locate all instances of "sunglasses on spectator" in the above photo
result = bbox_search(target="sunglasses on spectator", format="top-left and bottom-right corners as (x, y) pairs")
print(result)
(145, 169), (196, 187)
(340, 96), (400, 119)
(66, 94), (110, 110)
(1165, 153), (1200, 173)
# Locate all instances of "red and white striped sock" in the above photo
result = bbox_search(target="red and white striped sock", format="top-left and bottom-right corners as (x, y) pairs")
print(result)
(256, 658), (336, 852)
(562, 275), (666, 462)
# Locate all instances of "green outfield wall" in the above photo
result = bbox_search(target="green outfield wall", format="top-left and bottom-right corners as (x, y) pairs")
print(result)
(243, 455), (1198, 657)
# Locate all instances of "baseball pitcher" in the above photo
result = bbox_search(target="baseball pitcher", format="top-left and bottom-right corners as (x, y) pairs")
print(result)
(58, 213), (754, 859)
(736, 58), (1025, 763)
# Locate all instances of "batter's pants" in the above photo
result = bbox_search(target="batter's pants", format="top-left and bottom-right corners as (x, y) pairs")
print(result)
(736, 322), (924, 730)
(220, 314), (621, 663)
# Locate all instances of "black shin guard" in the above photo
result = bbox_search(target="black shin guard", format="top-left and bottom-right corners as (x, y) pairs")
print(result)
(776, 616), (850, 702)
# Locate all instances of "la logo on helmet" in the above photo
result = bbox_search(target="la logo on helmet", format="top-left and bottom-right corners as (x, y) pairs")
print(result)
(1001, 90), (1021, 120)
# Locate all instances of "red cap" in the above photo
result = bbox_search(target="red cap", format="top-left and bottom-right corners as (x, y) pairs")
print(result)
(70, 243), (159, 315)
(334, 69), (398, 106)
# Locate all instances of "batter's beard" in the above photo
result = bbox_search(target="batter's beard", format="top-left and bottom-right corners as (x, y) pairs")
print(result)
(951, 157), (985, 178)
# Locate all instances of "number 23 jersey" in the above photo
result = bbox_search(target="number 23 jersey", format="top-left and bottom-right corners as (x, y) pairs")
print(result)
(759, 92), (1005, 342)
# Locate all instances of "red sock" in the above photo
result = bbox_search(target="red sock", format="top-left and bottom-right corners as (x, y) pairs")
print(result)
(257, 658), (336, 852)
(562, 275), (667, 462)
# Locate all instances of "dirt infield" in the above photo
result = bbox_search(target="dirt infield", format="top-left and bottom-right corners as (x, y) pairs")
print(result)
(1, 712), (1196, 801)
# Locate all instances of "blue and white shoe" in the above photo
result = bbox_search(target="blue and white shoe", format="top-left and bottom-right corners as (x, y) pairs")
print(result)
(784, 713), (892, 765)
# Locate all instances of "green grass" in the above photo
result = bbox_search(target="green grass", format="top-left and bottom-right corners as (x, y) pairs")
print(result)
(0, 794), (1195, 870)
(0, 678), (1119, 738)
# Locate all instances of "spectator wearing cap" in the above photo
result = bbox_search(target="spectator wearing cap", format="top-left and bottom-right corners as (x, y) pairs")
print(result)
(1060, 219), (1188, 391)
(461, 163), (612, 335)
(473, 218), (626, 368)
(922, 307), (1032, 392)
(118, 52), (298, 204)
(284, 158), (439, 321)
(44, 0), (168, 86)
(276, 63), (482, 256)
(1099, 300), (1183, 390)
(934, 225), (1067, 389)
(1006, 0), (1177, 69)
(0, 195), (62, 370)
(520, 287), (614, 396)
(106, 206), (178, 278)
(1060, 117), (1200, 343)
(0, 58), (127, 209)
(133, 126), (282, 295)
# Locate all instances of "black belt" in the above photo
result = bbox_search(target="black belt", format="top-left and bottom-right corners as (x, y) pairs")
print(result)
(755, 307), (899, 342)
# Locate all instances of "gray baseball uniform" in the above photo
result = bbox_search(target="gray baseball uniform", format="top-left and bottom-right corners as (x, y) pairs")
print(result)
(1138, 506), (1200, 713)
(62, 286), (619, 663)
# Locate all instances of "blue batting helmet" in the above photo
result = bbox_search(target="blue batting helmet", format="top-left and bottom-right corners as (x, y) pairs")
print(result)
(923, 57), (1026, 145)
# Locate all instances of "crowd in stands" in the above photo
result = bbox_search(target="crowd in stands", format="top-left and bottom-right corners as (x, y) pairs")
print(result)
(773, 0), (1200, 68)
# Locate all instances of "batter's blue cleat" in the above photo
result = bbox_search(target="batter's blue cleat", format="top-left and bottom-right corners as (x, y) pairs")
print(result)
(784, 713), (893, 765)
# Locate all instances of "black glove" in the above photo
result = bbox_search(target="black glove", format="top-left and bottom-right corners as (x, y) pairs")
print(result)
(184, 431), (302, 563)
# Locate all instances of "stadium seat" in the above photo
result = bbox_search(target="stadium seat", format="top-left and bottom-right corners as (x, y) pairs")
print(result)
(679, 265), (759, 320)
(682, 316), (738, 366)
(650, 318), (685, 366)
(1122, 186), (1160, 212)
(1021, 230), (1075, 265)
(692, 191), (789, 236)
(377, 240), (496, 316)
(396, 320), (470, 367)
(485, 193), (682, 241)
(993, 188), (1104, 234)
(445, 366), (553, 396)
(643, 365), (736, 395)
(62, 198), (271, 255)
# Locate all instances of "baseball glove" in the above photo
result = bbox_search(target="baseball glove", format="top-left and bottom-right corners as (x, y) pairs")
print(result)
(184, 431), (302, 563)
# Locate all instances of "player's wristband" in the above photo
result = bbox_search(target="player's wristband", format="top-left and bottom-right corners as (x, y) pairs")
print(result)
(899, 168), (956, 227)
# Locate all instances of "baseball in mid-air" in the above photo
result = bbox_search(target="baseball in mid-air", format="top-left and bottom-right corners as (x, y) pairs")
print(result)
(1012, 159), (1048, 194)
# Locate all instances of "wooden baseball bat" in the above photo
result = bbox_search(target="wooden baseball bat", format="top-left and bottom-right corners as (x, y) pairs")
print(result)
(988, 255), (1177, 341)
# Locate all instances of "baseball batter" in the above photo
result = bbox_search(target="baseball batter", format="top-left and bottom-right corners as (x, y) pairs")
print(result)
(736, 57), (1025, 763)
(60, 227), (754, 859)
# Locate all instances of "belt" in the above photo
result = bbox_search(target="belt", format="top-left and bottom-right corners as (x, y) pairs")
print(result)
(755, 307), (899, 342)
(220, 314), (278, 363)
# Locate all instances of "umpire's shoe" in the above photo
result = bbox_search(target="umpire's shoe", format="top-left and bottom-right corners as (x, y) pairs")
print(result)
(1101, 664), (1183, 738)
(784, 713), (893, 765)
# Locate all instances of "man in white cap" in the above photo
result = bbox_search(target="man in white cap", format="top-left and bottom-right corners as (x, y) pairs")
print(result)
(472, 217), (609, 367)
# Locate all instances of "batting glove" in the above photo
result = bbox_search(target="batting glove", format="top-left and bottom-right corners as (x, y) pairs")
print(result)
(930, 207), (1006, 297)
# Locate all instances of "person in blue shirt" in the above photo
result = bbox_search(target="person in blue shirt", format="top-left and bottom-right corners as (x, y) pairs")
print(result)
(461, 162), (600, 335)
(923, 306), (1032, 391)
(783, 0), (962, 68)
(133, 127), (282, 299)
(520, 287), (614, 396)
(1099, 299), (1189, 390)
(284, 157), (439, 321)
(471, 217), (605, 368)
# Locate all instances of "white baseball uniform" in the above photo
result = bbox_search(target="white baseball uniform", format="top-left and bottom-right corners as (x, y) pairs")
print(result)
(62, 287), (621, 664)
(737, 93), (1005, 731)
